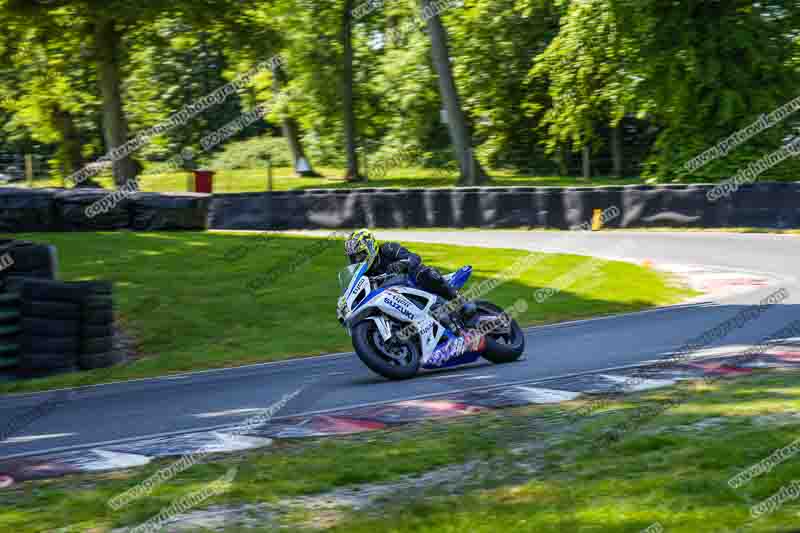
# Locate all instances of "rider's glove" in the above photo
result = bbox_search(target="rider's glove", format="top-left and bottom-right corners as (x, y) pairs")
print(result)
(387, 260), (410, 274)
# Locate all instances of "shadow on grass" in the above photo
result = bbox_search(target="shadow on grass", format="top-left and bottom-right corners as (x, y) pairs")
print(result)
(0, 231), (695, 392)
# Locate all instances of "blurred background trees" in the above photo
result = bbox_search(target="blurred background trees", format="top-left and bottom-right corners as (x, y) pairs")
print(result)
(1, 0), (798, 187)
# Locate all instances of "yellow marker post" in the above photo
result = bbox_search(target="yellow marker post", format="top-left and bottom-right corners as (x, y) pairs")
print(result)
(592, 209), (603, 231)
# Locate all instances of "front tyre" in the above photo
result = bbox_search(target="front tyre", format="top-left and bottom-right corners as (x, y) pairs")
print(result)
(352, 320), (421, 380)
(473, 301), (525, 364)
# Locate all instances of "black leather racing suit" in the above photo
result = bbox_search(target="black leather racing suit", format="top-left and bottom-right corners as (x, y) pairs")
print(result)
(365, 242), (458, 301)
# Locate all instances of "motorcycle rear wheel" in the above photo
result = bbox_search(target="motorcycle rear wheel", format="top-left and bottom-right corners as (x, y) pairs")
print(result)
(352, 320), (421, 380)
(472, 301), (525, 364)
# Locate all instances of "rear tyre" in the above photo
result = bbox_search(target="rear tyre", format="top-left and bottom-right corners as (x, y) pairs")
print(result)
(472, 301), (525, 364)
(352, 319), (420, 380)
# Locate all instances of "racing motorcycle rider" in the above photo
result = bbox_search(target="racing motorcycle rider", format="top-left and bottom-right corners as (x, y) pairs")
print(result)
(343, 229), (477, 328)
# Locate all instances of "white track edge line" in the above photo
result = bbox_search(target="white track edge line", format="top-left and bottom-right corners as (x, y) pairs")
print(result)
(0, 354), (714, 462)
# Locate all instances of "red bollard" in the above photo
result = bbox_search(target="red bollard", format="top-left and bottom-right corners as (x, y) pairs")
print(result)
(191, 170), (215, 193)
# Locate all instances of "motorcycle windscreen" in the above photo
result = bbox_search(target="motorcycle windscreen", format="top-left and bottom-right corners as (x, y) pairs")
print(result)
(338, 263), (360, 292)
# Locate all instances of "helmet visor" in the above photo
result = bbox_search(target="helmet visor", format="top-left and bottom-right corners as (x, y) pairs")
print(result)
(348, 251), (368, 265)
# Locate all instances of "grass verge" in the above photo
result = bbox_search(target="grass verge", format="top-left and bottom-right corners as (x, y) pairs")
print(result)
(2, 370), (799, 532)
(14, 167), (645, 193)
(1, 232), (693, 393)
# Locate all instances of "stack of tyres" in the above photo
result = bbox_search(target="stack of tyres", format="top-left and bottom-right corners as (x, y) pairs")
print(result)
(79, 281), (121, 369)
(0, 287), (21, 369)
(16, 278), (84, 374)
(0, 240), (58, 281)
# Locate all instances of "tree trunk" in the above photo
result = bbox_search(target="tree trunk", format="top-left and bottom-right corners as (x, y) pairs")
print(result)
(342, 0), (363, 181)
(611, 122), (623, 178)
(558, 143), (569, 176)
(94, 18), (137, 187)
(420, 0), (488, 186)
(53, 108), (83, 177)
(582, 143), (591, 180)
(272, 64), (320, 177)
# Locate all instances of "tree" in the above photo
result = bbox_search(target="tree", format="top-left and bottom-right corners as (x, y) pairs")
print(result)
(0, 5), (101, 178)
(532, 0), (636, 180)
(419, 0), (489, 185)
(342, 0), (365, 181)
(446, 0), (562, 174)
(610, 0), (800, 181)
(3, 0), (266, 187)
(93, 15), (139, 185)
(219, 2), (322, 177)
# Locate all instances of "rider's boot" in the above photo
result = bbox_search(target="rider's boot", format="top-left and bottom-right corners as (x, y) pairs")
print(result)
(417, 267), (477, 328)
(432, 291), (477, 333)
(446, 286), (478, 319)
(431, 299), (460, 333)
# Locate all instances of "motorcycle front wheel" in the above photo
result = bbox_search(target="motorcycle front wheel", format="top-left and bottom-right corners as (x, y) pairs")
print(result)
(352, 319), (421, 380)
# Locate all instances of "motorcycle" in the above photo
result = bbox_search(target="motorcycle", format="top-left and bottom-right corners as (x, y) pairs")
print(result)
(337, 261), (525, 380)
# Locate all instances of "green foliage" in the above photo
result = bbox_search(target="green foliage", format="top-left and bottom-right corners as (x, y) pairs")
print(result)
(448, 0), (562, 172)
(207, 136), (294, 170)
(609, 0), (800, 181)
(2, 0), (799, 184)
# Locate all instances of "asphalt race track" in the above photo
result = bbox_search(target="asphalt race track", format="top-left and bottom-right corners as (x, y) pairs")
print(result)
(1, 230), (798, 460)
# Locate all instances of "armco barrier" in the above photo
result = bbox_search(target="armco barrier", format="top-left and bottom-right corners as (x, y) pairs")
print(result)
(3, 182), (800, 233)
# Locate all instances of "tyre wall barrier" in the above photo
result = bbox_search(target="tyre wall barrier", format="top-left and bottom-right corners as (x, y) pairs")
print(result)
(2, 276), (121, 376)
(534, 188), (566, 229)
(564, 187), (625, 229)
(0, 188), (210, 232)
(725, 182), (800, 229)
(55, 189), (130, 231)
(450, 188), (483, 227)
(621, 185), (705, 228)
(130, 193), (211, 231)
(0, 240), (58, 281)
(0, 188), (59, 232)
(208, 183), (800, 230)
(3, 182), (798, 233)
(424, 189), (455, 227)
